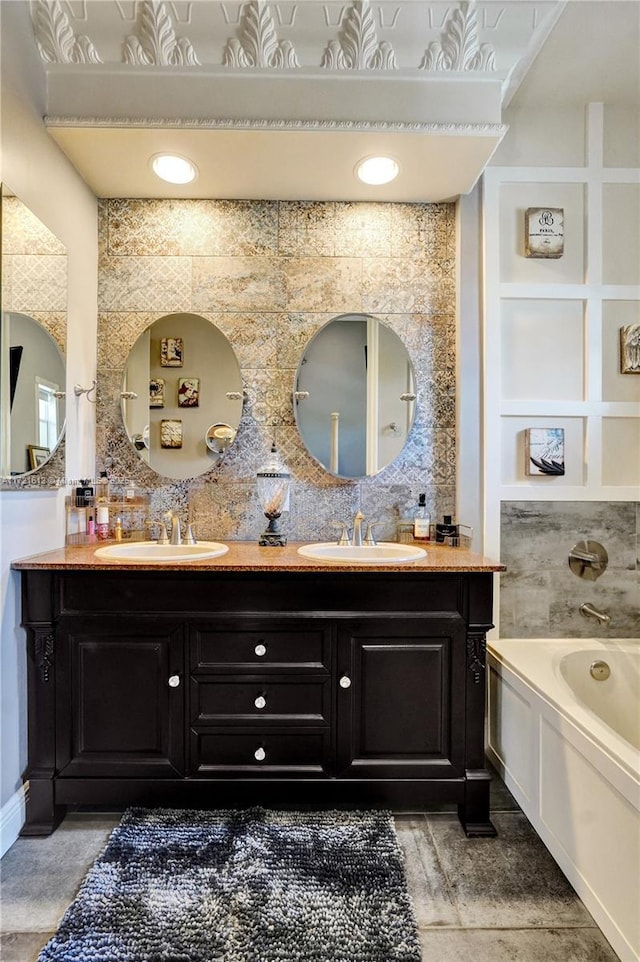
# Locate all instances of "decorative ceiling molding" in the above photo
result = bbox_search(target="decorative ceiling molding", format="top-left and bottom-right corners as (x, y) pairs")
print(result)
(45, 115), (508, 137)
(222, 2), (300, 69)
(31, 0), (102, 64)
(321, 0), (397, 70)
(420, 1), (496, 71)
(123, 0), (201, 66)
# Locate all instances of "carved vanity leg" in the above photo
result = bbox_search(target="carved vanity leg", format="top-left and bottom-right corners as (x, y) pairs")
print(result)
(458, 630), (497, 838)
(20, 624), (65, 835)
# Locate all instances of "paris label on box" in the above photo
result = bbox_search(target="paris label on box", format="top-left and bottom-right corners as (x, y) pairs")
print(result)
(524, 207), (564, 258)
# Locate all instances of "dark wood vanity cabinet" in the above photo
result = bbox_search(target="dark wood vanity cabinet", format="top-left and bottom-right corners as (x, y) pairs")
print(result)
(19, 568), (496, 838)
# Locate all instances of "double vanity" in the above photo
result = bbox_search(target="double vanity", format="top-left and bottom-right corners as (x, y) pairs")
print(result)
(14, 541), (504, 839)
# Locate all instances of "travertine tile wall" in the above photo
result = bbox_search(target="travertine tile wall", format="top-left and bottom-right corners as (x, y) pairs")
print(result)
(500, 502), (640, 638)
(97, 199), (457, 541)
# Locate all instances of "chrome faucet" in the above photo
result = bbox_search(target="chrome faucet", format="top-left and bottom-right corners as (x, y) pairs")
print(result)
(165, 512), (182, 545)
(579, 602), (611, 626)
(352, 511), (365, 547)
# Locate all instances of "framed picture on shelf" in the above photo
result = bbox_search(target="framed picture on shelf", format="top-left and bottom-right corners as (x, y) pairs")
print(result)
(524, 207), (564, 258)
(160, 337), (183, 367)
(525, 428), (565, 476)
(178, 377), (200, 407)
(160, 419), (183, 449)
(27, 444), (50, 469)
(620, 324), (640, 374)
(149, 378), (165, 408)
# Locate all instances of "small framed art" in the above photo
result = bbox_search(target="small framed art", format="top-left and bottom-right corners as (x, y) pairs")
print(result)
(620, 325), (640, 374)
(160, 419), (183, 449)
(160, 337), (183, 367)
(524, 208), (564, 258)
(178, 377), (200, 407)
(525, 427), (565, 476)
(27, 444), (50, 469)
(149, 378), (165, 408)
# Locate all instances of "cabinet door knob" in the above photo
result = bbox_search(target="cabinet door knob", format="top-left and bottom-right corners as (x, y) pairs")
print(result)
(168, 674), (181, 688)
(254, 746), (266, 761)
(254, 695), (267, 709)
(254, 643), (267, 657)
(339, 675), (352, 689)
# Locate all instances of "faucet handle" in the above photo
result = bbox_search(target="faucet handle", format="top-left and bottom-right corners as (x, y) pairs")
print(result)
(364, 521), (383, 546)
(146, 520), (169, 545)
(185, 523), (197, 545)
(329, 520), (351, 546)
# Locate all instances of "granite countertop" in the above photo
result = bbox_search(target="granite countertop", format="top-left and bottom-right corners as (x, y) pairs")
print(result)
(11, 541), (505, 573)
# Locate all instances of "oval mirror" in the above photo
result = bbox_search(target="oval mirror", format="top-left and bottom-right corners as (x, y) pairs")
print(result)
(121, 312), (243, 480)
(1, 312), (66, 477)
(294, 313), (416, 479)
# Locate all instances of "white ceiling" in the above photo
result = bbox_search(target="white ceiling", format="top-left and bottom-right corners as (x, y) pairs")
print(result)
(19, 0), (639, 200)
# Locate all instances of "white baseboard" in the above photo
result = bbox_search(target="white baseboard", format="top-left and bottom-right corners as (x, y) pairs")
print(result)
(0, 786), (26, 858)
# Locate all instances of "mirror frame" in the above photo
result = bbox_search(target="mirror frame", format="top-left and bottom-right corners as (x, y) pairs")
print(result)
(0, 186), (68, 488)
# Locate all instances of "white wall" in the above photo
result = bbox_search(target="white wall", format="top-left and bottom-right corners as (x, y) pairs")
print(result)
(0, 0), (98, 853)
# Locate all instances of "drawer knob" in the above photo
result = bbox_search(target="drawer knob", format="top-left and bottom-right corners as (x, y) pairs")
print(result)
(254, 695), (267, 710)
(254, 746), (266, 761)
(254, 643), (267, 657)
(339, 674), (352, 689)
(168, 674), (181, 688)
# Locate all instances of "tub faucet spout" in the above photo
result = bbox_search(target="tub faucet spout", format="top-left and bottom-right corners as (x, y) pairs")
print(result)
(579, 602), (611, 626)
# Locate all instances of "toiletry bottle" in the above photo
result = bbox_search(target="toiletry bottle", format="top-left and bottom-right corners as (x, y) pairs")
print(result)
(75, 479), (93, 508)
(413, 493), (430, 540)
(87, 514), (96, 537)
(114, 516), (123, 541)
(435, 514), (457, 544)
(96, 471), (110, 541)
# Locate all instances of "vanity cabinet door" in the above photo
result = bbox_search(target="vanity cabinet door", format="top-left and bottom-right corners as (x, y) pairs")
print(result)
(55, 617), (185, 778)
(336, 616), (466, 779)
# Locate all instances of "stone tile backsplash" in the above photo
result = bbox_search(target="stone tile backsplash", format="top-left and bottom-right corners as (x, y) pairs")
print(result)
(96, 198), (458, 540)
(500, 502), (639, 638)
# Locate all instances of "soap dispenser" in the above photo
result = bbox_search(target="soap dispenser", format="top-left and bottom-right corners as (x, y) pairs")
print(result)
(435, 515), (457, 544)
(413, 494), (430, 540)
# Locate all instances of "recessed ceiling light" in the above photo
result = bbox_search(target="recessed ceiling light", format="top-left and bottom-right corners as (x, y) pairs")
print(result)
(150, 153), (198, 185)
(355, 155), (399, 186)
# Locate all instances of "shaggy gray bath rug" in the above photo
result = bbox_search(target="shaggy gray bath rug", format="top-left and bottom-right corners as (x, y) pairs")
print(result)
(38, 807), (421, 962)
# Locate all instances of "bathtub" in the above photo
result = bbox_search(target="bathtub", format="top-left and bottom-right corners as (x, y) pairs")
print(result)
(487, 638), (640, 962)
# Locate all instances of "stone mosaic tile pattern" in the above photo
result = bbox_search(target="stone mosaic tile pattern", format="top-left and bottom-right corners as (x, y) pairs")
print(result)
(500, 501), (640, 638)
(96, 198), (458, 541)
(3, 196), (65, 255)
(3, 255), (67, 313)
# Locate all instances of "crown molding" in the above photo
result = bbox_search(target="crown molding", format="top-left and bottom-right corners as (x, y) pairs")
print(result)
(45, 115), (508, 138)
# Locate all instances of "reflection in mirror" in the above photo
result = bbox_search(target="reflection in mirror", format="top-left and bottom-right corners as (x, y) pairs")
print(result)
(121, 313), (243, 480)
(1, 187), (67, 480)
(294, 313), (416, 479)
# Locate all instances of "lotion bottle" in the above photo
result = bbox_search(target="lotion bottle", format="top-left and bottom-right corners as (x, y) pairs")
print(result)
(413, 493), (430, 540)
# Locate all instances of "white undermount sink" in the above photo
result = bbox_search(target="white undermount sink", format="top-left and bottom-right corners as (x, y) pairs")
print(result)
(94, 541), (229, 562)
(297, 542), (427, 564)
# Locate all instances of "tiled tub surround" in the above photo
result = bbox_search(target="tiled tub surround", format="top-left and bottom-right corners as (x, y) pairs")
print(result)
(97, 199), (457, 541)
(500, 502), (639, 638)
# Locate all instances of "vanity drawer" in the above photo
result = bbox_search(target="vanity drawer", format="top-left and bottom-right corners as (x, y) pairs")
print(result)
(190, 675), (330, 725)
(190, 729), (332, 776)
(190, 622), (331, 672)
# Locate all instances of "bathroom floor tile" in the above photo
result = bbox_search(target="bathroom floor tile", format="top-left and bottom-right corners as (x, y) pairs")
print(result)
(418, 926), (620, 961)
(426, 812), (594, 928)
(0, 932), (54, 962)
(394, 815), (461, 928)
(0, 814), (119, 932)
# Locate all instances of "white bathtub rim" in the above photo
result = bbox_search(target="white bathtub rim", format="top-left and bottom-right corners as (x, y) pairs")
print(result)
(489, 638), (640, 788)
